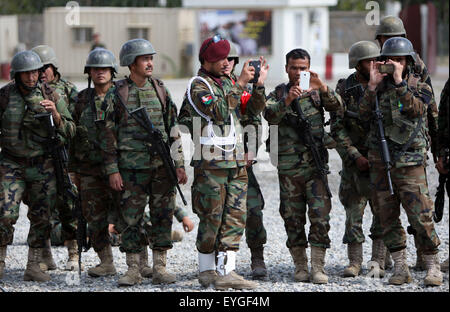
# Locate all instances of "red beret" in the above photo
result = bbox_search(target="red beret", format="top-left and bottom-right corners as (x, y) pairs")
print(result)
(199, 37), (230, 63)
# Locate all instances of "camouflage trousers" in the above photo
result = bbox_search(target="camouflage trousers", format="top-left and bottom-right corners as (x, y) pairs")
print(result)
(370, 160), (440, 254)
(117, 166), (175, 253)
(0, 157), (55, 248)
(245, 166), (267, 249)
(339, 166), (384, 244)
(278, 166), (332, 249)
(192, 166), (248, 254)
(79, 173), (115, 252)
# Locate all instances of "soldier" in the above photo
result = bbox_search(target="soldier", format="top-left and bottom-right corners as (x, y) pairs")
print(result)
(178, 35), (267, 290)
(99, 39), (187, 286)
(436, 78), (449, 272)
(71, 48), (120, 278)
(359, 37), (442, 286)
(331, 41), (388, 278)
(224, 42), (268, 279)
(264, 48), (342, 284)
(31, 44), (80, 272)
(375, 18), (440, 270)
(0, 50), (75, 281)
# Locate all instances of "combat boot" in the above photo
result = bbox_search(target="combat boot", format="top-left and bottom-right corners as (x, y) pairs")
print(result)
(0, 246), (6, 279)
(23, 248), (51, 282)
(198, 251), (217, 288)
(423, 254), (443, 286)
(367, 239), (386, 278)
(139, 247), (153, 278)
(250, 247), (267, 279)
(171, 230), (183, 243)
(289, 246), (309, 282)
(88, 245), (117, 277)
(65, 240), (82, 271)
(343, 243), (363, 277)
(441, 257), (449, 272)
(215, 251), (257, 290)
(412, 248), (426, 271)
(310, 246), (328, 284)
(118, 253), (142, 286)
(385, 249), (393, 270)
(39, 239), (57, 271)
(389, 249), (412, 285)
(152, 250), (176, 284)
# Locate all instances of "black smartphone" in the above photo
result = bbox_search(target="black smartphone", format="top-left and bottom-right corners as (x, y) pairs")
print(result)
(379, 63), (395, 74)
(248, 60), (261, 84)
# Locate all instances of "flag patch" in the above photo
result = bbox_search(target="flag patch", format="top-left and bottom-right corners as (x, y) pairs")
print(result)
(201, 95), (213, 105)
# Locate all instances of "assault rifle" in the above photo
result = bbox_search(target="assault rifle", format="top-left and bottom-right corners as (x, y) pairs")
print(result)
(34, 112), (90, 277)
(128, 107), (187, 206)
(434, 147), (449, 223)
(373, 95), (394, 195)
(290, 99), (332, 198)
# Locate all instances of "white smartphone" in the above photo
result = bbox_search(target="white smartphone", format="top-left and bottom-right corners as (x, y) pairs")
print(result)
(299, 71), (310, 91)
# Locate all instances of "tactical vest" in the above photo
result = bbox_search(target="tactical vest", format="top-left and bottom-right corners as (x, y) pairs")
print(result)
(114, 77), (169, 152)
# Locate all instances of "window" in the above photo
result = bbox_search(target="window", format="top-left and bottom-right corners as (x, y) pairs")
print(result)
(72, 27), (93, 44)
(128, 28), (149, 40)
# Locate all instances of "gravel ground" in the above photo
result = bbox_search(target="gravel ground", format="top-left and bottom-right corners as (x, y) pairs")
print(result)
(0, 77), (448, 293)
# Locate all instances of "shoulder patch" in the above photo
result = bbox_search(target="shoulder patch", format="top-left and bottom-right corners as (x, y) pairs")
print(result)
(198, 91), (213, 106)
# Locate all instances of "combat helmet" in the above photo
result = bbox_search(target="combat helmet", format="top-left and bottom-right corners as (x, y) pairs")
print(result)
(31, 45), (58, 68)
(348, 41), (380, 69)
(228, 42), (239, 65)
(84, 48), (119, 74)
(380, 37), (417, 63)
(10, 50), (43, 79)
(375, 16), (406, 39)
(119, 39), (156, 67)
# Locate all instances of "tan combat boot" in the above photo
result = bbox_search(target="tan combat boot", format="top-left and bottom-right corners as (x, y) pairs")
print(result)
(215, 251), (257, 290)
(441, 257), (449, 272)
(139, 248), (153, 278)
(367, 239), (386, 278)
(0, 246), (6, 279)
(65, 240), (82, 271)
(389, 249), (412, 285)
(118, 253), (142, 286)
(88, 245), (117, 277)
(310, 246), (328, 284)
(289, 246), (309, 282)
(198, 252), (217, 288)
(423, 254), (443, 286)
(385, 249), (393, 270)
(343, 243), (363, 277)
(413, 248), (426, 271)
(250, 247), (267, 279)
(23, 248), (51, 282)
(171, 230), (184, 243)
(152, 250), (176, 284)
(39, 239), (57, 271)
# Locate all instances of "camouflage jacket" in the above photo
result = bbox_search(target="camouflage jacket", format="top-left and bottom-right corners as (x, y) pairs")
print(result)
(0, 82), (75, 158)
(48, 74), (78, 115)
(438, 79), (449, 157)
(359, 73), (433, 168)
(264, 83), (342, 171)
(70, 85), (115, 176)
(99, 77), (184, 175)
(331, 71), (370, 168)
(178, 69), (266, 169)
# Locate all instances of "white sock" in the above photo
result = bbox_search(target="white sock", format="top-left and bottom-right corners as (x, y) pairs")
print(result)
(198, 252), (216, 272)
(217, 250), (236, 276)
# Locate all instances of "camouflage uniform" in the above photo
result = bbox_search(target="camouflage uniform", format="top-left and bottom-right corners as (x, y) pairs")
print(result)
(100, 77), (184, 254)
(0, 82), (75, 248)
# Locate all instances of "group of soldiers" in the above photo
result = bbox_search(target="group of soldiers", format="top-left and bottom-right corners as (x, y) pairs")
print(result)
(0, 15), (448, 290)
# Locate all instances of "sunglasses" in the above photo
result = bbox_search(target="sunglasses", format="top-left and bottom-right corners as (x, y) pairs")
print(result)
(200, 34), (223, 56)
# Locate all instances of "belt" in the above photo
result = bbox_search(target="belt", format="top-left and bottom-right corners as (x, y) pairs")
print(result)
(1, 149), (49, 167)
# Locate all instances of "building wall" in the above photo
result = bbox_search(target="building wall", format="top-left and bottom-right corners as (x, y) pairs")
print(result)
(0, 15), (19, 63)
(43, 7), (195, 79)
(18, 15), (44, 50)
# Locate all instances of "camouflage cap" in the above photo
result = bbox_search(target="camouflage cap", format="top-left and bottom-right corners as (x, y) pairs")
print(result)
(119, 39), (156, 66)
(10, 50), (44, 79)
(84, 48), (119, 74)
(380, 37), (417, 63)
(375, 16), (406, 39)
(348, 41), (380, 69)
(31, 45), (58, 68)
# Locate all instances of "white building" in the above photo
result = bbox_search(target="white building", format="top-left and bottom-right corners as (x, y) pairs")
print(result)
(183, 0), (338, 81)
(0, 15), (19, 63)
